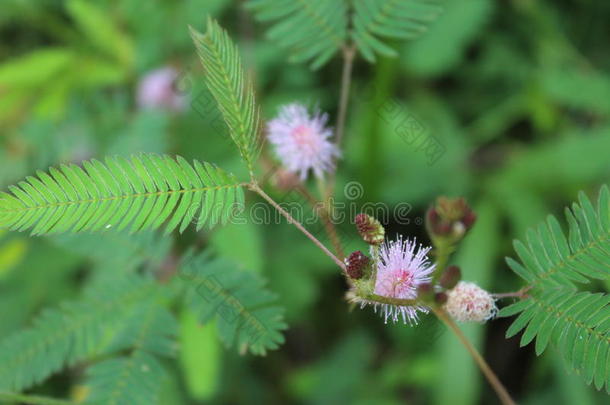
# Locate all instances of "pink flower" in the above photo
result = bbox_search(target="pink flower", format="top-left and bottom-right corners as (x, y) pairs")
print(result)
(373, 237), (435, 324)
(137, 67), (187, 112)
(267, 103), (340, 180)
(444, 281), (497, 322)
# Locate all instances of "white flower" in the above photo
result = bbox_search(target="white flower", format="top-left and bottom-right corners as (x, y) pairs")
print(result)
(444, 281), (497, 323)
(267, 103), (340, 180)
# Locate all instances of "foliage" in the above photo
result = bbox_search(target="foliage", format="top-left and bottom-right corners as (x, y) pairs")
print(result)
(247, 0), (442, 67)
(500, 186), (610, 392)
(246, 0), (348, 69)
(0, 1), (609, 404)
(190, 19), (262, 176)
(0, 274), (162, 392)
(507, 186), (610, 287)
(180, 253), (287, 355)
(0, 154), (244, 235)
(352, 0), (443, 62)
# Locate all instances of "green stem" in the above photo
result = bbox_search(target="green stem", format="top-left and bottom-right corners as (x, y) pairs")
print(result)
(431, 307), (517, 405)
(431, 240), (453, 284)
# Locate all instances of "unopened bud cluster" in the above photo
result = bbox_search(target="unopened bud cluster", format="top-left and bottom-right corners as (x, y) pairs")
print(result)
(355, 213), (385, 245)
(426, 197), (476, 242)
(345, 250), (370, 280)
(444, 281), (497, 323)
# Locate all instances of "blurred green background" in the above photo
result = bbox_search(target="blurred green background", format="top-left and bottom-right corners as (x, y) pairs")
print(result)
(1, 0), (609, 404)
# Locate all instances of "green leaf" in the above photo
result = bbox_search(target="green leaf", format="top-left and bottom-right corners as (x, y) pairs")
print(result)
(507, 186), (610, 287)
(180, 253), (287, 355)
(190, 19), (263, 176)
(0, 154), (244, 235)
(503, 290), (610, 392)
(66, 0), (133, 66)
(83, 304), (177, 405)
(352, 0), (443, 62)
(0, 48), (75, 87)
(247, 0), (348, 68)
(0, 275), (159, 392)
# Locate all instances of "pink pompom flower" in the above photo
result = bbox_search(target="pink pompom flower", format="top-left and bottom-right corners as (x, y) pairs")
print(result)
(137, 67), (187, 112)
(351, 237), (435, 324)
(267, 103), (340, 180)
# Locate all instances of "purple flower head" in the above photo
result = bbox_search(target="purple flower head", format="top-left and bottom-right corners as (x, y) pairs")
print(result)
(137, 67), (187, 112)
(373, 237), (435, 324)
(267, 103), (340, 180)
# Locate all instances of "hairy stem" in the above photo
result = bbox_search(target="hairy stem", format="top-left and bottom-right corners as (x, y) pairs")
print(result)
(431, 307), (516, 405)
(249, 184), (346, 271)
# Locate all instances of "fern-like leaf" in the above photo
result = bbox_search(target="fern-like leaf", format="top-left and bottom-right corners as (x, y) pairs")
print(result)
(246, 0), (348, 69)
(84, 352), (166, 405)
(0, 275), (158, 392)
(352, 0), (443, 62)
(83, 304), (177, 405)
(180, 253), (287, 355)
(0, 153), (244, 235)
(502, 186), (610, 392)
(190, 19), (262, 176)
(499, 290), (610, 392)
(507, 185), (610, 287)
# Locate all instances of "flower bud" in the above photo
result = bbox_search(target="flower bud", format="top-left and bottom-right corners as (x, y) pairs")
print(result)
(417, 283), (434, 300)
(444, 281), (497, 323)
(355, 213), (385, 245)
(439, 265), (462, 290)
(434, 292), (448, 305)
(426, 197), (476, 241)
(345, 250), (370, 280)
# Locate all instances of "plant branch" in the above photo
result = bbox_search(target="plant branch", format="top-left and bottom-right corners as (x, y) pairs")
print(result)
(259, 155), (345, 259)
(431, 307), (516, 405)
(493, 286), (531, 299)
(249, 183), (347, 271)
